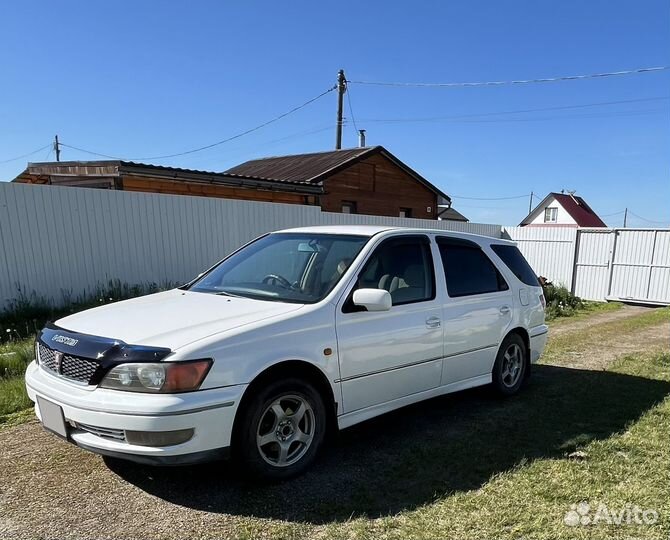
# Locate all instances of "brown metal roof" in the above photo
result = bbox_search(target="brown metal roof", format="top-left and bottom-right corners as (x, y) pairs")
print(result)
(225, 147), (375, 184)
(18, 146), (451, 201)
(16, 160), (323, 194)
(225, 145), (451, 202)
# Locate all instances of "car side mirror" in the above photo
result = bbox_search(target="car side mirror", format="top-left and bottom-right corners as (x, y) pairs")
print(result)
(352, 288), (392, 312)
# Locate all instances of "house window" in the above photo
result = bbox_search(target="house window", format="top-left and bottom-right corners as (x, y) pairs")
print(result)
(341, 201), (357, 214)
(544, 207), (558, 223)
(399, 207), (412, 218)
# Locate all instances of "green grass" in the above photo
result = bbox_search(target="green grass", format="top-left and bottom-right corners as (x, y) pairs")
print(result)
(547, 299), (622, 324)
(545, 297), (623, 322)
(0, 337), (34, 423)
(0, 377), (32, 423)
(543, 307), (670, 366)
(350, 350), (670, 540)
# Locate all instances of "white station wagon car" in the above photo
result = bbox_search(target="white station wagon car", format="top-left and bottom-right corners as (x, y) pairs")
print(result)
(26, 226), (547, 479)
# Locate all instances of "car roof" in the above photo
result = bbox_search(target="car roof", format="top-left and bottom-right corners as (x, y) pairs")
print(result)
(274, 225), (515, 245)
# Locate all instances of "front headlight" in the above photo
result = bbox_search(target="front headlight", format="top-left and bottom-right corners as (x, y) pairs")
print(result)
(100, 360), (212, 393)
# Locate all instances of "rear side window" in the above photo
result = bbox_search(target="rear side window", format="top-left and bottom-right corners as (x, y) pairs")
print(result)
(491, 244), (539, 286)
(438, 239), (508, 297)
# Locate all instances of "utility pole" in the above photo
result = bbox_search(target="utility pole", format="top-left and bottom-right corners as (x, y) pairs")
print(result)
(528, 191), (534, 214)
(623, 207), (628, 228)
(54, 135), (61, 162)
(335, 69), (346, 150)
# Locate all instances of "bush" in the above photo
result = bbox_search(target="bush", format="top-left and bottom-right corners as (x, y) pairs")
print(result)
(541, 278), (584, 320)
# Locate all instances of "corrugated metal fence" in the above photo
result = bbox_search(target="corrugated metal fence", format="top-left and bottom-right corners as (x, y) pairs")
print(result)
(0, 182), (501, 310)
(3, 182), (666, 309)
(501, 227), (577, 287)
(505, 226), (670, 304)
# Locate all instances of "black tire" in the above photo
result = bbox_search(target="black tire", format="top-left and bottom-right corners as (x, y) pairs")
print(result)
(492, 333), (528, 396)
(235, 377), (326, 481)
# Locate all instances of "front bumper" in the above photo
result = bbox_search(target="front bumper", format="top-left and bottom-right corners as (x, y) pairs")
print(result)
(25, 361), (246, 465)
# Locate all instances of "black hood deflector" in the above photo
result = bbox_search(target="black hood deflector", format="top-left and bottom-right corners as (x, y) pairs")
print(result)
(38, 323), (171, 369)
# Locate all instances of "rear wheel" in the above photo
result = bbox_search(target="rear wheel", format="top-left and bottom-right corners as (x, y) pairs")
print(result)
(236, 378), (326, 480)
(492, 333), (527, 396)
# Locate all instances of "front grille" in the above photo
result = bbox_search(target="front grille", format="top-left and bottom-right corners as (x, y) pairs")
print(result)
(38, 342), (101, 385)
(74, 422), (126, 442)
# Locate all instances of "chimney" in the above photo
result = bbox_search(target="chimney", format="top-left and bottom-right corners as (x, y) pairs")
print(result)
(358, 129), (366, 148)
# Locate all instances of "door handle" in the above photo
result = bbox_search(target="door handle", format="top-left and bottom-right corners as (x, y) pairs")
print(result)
(499, 306), (511, 315)
(426, 316), (441, 328)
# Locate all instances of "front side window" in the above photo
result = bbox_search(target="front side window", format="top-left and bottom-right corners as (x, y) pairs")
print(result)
(544, 207), (558, 223)
(355, 236), (435, 305)
(190, 233), (368, 303)
(438, 238), (508, 297)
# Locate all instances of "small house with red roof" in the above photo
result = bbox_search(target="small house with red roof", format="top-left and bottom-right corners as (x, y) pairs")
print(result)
(519, 192), (607, 227)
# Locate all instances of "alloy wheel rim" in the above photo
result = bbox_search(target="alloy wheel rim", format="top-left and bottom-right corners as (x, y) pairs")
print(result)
(501, 343), (523, 388)
(256, 394), (315, 467)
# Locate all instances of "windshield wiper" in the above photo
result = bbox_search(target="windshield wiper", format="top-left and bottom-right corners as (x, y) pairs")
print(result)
(215, 290), (245, 298)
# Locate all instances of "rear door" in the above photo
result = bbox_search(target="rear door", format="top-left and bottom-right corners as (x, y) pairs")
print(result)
(436, 237), (514, 385)
(335, 234), (444, 413)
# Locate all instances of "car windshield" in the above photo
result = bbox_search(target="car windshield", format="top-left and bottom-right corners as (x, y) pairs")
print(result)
(189, 233), (369, 303)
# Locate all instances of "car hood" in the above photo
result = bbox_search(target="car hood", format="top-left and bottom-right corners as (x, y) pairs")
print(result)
(55, 289), (305, 350)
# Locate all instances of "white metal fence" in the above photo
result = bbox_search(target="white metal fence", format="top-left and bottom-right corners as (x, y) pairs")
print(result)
(0, 182), (501, 310)
(502, 227), (577, 288)
(505, 226), (670, 304)
(2, 182), (667, 310)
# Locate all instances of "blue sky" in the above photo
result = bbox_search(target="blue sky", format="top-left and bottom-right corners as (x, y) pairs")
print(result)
(1, 1), (668, 226)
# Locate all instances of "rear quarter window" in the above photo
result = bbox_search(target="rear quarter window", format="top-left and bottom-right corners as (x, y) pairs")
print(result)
(491, 244), (539, 286)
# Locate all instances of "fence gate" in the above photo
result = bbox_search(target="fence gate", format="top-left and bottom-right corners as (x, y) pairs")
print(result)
(572, 229), (615, 301)
(607, 229), (670, 304)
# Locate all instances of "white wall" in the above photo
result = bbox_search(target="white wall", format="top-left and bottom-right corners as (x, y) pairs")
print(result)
(0, 182), (501, 310)
(525, 196), (577, 226)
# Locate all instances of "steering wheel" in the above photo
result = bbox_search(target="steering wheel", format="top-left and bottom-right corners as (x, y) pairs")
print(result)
(262, 273), (293, 289)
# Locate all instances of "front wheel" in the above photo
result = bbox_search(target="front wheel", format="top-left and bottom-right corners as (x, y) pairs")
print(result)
(492, 334), (527, 396)
(236, 378), (326, 480)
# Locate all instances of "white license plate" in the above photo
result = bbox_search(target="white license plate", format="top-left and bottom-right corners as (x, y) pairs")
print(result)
(37, 396), (68, 439)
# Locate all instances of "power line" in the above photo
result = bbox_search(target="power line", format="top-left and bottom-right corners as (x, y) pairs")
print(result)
(364, 109), (664, 126)
(60, 86), (337, 162)
(447, 109), (665, 124)
(450, 193), (531, 201)
(346, 86), (359, 134)
(626, 210), (669, 225)
(359, 96), (670, 124)
(348, 66), (669, 88)
(0, 144), (51, 164)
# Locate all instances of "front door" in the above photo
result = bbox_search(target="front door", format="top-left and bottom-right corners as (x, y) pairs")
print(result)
(335, 235), (443, 413)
